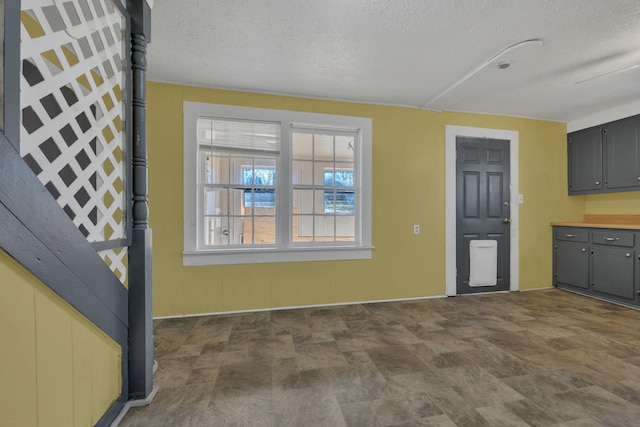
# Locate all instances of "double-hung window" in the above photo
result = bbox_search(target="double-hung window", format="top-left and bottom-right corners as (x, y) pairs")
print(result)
(291, 128), (357, 242)
(197, 117), (279, 247)
(183, 102), (372, 265)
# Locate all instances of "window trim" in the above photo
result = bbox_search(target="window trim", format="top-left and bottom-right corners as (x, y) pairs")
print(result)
(183, 101), (373, 265)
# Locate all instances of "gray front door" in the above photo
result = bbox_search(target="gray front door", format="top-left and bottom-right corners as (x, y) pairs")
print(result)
(456, 137), (510, 294)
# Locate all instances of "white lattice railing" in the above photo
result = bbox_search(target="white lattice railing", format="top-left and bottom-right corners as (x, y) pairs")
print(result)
(98, 246), (128, 286)
(20, 0), (129, 284)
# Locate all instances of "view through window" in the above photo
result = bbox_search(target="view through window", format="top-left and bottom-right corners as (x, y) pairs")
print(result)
(184, 102), (372, 265)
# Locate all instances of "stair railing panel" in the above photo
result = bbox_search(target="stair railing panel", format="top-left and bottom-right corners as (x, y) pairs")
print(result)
(20, 0), (132, 284)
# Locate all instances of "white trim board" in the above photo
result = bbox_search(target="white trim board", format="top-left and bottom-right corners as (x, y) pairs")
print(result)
(567, 99), (640, 132)
(109, 385), (159, 427)
(153, 294), (447, 320)
(445, 125), (520, 296)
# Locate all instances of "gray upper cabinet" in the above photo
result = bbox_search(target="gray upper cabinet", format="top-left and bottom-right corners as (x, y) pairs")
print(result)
(568, 114), (640, 195)
(605, 115), (640, 190)
(568, 126), (603, 193)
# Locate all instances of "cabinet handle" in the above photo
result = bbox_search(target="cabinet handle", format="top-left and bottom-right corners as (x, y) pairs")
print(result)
(627, 253), (632, 257)
(581, 248), (587, 252)
(565, 234), (576, 238)
(604, 237), (620, 241)
(595, 181), (601, 185)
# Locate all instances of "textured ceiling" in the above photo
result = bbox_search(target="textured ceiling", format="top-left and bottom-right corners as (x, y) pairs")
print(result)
(148, 0), (640, 122)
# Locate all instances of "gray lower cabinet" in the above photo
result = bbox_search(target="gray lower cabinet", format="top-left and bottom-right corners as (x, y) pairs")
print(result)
(553, 226), (640, 306)
(555, 237), (589, 289)
(592, 245), (635, 300)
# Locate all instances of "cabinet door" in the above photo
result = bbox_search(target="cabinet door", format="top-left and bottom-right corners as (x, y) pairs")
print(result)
(605, 115), (640, 190)
(592, 246), (635, 300)
(568, 126), (603, 194)
(555, 240), (589, 289)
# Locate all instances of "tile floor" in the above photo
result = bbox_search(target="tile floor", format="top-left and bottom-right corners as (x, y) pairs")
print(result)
(120, 289), (640, 426)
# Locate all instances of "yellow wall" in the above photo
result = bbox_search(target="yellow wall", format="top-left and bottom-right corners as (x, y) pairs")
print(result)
(585, 191), (640, 214)
(148, 82), (584, 317)
(0, 250), (121, 427)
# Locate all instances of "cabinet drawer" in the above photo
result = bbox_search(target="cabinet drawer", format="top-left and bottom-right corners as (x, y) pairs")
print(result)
(591, 230), (634, 247)
(555, 227), (589, 243)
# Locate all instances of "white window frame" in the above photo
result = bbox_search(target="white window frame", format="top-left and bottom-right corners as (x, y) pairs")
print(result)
(183, 102), (373, 266)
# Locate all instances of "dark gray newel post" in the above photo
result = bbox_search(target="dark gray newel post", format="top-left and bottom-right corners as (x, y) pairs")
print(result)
(127, 0), (154, 401)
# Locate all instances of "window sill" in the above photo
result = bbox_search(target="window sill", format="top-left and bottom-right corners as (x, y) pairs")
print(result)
(182, 245), (374, 266)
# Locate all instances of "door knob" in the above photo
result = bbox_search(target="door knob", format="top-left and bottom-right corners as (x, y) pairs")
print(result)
(503, 218), (511, 224)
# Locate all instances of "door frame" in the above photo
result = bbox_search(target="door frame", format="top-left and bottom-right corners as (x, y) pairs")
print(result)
(445, 125), (520, 296)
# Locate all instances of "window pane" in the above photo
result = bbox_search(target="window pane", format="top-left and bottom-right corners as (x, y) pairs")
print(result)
(316, 162), (333, 185)
(319, 189), (333, 214)
(314, 215), (335, 241)
(322, 167), (334, 186)
(254, 158), (276, 183)
(204, 216), (245, 245)
(203, 216), (228, 245)
(293, 215), (313, 242)
(253, 164), (276, 186)
(323, 190), (355, 215)
(250, 189), (276, 208)
(231, 157), (254, 184)
(292, 160), (313, 185)
(203, 217), (215, 245)
(334, 166), (354, 187)
(335, 190), (355, 215)
(293, 189), (313, 214)
(202, 154), (229, 184)
(323, 190), (334, 214)
(251, 216), (276, 245)
(228, 189), (245, 215)
(197, 117), (280, 152)
(335, 136), (354, 162)
(292, 132), (312, 159)
(314, 134), (334, 161)
(243, 190), (253, 209)
(204, 188), (228, 215)
(240, 162), (277, 209)
(227, 216), (245, 244)
(337, 216), (355, 241)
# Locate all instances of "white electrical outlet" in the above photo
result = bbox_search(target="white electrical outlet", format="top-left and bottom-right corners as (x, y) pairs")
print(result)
(413, 224), (420, 235)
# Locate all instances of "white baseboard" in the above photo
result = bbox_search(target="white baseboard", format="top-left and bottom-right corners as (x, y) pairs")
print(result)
(520, 286), (554, 292)
(130, 385), (160, 408)
(109, 384), (160, 426)
(153, 294), (447, 320)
